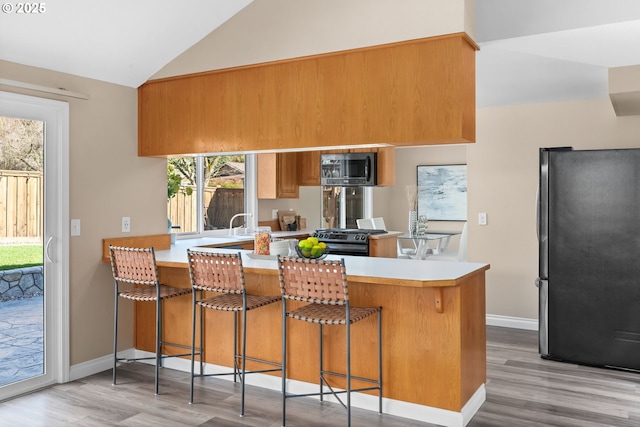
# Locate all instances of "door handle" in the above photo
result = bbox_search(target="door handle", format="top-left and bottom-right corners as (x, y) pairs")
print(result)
(45, 236), (54, 263)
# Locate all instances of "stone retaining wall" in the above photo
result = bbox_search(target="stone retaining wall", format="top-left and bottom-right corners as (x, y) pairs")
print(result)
(0, 266), (44, 301)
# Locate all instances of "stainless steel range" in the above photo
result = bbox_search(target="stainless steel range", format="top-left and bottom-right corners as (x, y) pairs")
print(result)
(313, 228), (387, 256)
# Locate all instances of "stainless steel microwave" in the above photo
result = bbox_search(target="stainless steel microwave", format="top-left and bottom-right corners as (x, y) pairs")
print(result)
(320, 152), (377, 186)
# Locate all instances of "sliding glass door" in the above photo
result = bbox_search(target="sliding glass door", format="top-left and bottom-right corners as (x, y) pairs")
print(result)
(0, 91), (69, 400)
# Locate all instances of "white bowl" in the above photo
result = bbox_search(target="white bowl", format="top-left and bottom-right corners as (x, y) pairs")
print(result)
(269, 239), (290, 256)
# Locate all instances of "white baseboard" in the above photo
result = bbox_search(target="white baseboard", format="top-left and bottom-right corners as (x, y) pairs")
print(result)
(381, 384), (484, 427)
(486, 314), (538, 331)
(69, 348), (135, 382)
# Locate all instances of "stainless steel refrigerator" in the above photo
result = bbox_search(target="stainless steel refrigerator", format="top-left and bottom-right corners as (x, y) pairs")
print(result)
(537, 147), (640, 371)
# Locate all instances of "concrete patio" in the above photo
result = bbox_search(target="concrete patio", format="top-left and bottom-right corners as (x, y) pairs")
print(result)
(0, 296), (44, 387)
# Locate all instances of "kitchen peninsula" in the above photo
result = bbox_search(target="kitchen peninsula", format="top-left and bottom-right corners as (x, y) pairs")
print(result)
(103, 235), (489, 427)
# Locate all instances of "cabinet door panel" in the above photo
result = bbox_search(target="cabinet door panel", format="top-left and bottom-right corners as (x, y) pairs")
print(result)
(277, 152), (299, 198)
(297, 151), (321, 186)
(258, 153), (299, 198)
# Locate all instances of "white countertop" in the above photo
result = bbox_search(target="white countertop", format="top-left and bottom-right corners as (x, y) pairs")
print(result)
(168, 229), (311, 245)
(155, 235), (489, 286)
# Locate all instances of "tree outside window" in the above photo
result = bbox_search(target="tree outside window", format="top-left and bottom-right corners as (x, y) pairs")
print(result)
(167, 155), (245, 233)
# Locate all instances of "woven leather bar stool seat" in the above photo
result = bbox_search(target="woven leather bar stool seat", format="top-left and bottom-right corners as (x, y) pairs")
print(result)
(277, 256), (382, 427)
(187, 250), (282, 416)
(109, 245), (193, 395)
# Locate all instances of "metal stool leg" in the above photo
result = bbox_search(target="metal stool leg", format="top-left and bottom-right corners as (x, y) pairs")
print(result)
(319, 323), (324, 402)
(155, 296), (161, 395)
(190, 293), (197, 404)
(199, 301), (204, 375)
(378, 310), (383, 414)
(282, 299), (287, 427)
(346, 307), (351, 427)
(233, 313), (238, 383)
(113, 289), (118, 386)
(240, 307), (248, 416)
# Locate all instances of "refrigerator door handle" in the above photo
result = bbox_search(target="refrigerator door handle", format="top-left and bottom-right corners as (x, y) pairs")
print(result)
(538, 149), (550, 280)
(537, 278), (549, 356)
(535, 184), (540, 241)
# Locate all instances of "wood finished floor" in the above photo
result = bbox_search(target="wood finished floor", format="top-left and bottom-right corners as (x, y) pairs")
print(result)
(1, 326), (639, 426)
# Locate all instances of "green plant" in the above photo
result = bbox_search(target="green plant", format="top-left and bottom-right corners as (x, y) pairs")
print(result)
(0, 245), (44, 271)
(167, 163), (186, 200)
(168, 155), (244, 198)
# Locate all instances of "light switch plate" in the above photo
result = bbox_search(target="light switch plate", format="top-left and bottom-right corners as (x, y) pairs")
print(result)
(71, 219), (81, 236)
(478, 212), (487, 226)
(272, 209), (278, 219)
(122, 216), (131, 233)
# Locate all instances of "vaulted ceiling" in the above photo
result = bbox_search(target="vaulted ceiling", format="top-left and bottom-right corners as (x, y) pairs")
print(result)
(476, 0), (640, 107)
(0, 0), (252, 87)
(1, 0), (640, 108)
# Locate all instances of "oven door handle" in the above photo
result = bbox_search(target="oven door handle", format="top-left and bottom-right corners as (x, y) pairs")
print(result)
(325, 243), (369, 255)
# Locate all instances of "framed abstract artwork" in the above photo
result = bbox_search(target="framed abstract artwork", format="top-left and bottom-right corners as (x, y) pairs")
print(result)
(417, 164), (467, 221)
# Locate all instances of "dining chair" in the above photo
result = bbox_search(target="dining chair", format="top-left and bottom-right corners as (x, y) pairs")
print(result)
(428, 222), (468, 262)
(356, 218), (375, 229)
(397, 239), (418, 259)
(357, 217), (387, 231)
(358, 216), (417, 257)
(109, 245), (193, 395)
(371, 217), (386, 230)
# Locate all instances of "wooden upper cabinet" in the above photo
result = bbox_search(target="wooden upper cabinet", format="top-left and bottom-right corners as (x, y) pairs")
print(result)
(297, 151), (322, 186)
(374, 147), (395, 186)
(138, 33), (478, 157)
(257, 153), (299, 199)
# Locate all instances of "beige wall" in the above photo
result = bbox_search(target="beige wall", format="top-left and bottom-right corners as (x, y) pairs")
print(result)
(258, 186), (323, 229)
(0, 60), (167, 365)
(152, 0), (474, 80)
(375, 97), (640, 321)
(362, 97), (640, 321)
(373, 145), (468, 233)
(471, 98), (640, 319)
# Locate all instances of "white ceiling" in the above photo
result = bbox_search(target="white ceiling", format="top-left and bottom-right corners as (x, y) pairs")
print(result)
(476, 0), (640, 107)
(2, 0), (640, 108)
(0, 0), (252, 87)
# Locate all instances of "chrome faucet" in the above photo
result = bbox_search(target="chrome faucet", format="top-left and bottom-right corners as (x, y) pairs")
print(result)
(229, 213), (253, 234)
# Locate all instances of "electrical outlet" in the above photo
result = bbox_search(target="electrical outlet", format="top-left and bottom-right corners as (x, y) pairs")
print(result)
(122, 216), (131, 233)
(272, 209), (278, 219)
(478, 212), (487, 226)
(71, 219), (81, 236)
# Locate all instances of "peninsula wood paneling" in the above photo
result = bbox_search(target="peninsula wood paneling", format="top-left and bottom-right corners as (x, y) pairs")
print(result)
(138, 33), (478, 157)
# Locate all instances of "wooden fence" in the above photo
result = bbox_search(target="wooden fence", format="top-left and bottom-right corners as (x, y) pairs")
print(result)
(168, 187), (244, 232)
(0, 170), (43, 239)
(1, 172), (242, 239)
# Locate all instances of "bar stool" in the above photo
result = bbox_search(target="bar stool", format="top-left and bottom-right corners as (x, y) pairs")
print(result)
(187, 250), (282, 416)
(277, 256), (382, 427)
(108, 245), (193, 395)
